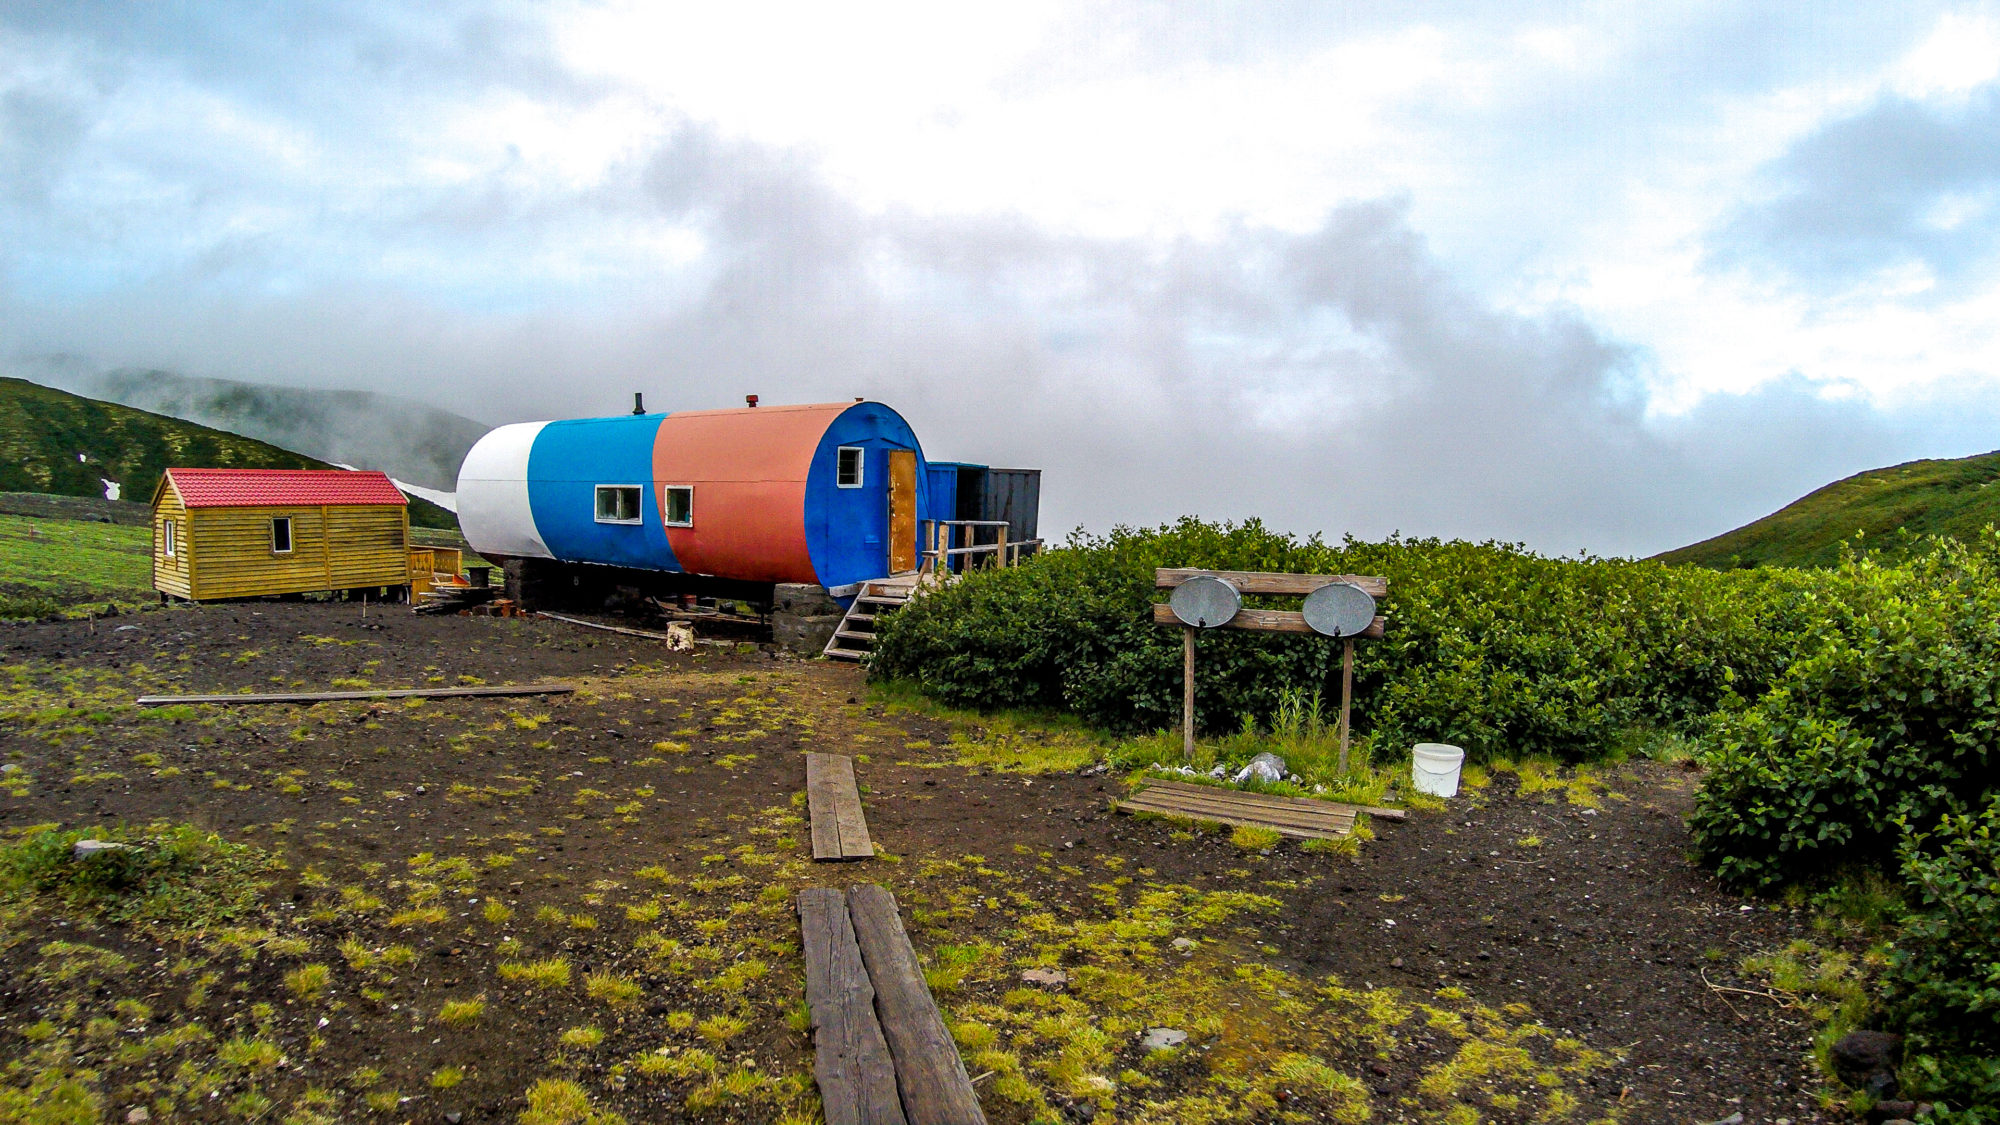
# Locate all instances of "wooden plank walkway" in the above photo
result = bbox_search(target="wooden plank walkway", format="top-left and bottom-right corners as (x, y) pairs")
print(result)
(1116, 778), (1408, 840)
(798, 885), (987, 1125)
(798, 887), (906, 1125)
(806, 752), (876, 861)
(135, 683), (576, 707)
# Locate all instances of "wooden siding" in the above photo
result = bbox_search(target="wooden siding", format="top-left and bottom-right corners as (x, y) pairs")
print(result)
(152, 482), (193, 598)
(182, 503), (408, 600)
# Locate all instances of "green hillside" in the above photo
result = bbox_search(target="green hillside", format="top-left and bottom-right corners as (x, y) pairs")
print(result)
(1659, 448), (2000, 568)
(0, 377), (458, 528)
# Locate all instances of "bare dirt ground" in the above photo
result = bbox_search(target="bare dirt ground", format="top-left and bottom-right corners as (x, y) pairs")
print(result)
(0, 602), (1838, 1124)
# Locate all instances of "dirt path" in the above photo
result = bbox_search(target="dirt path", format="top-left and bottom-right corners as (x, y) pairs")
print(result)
(0, 603), (1835, 1123)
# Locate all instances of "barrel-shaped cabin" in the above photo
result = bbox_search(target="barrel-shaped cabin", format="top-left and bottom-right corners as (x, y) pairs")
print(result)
(457, 401), (937, 595)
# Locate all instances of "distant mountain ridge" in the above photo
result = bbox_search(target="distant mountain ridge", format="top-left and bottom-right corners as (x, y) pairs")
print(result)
(32, 365), (489, 492)
(0, 377), (457, 528)
(1658, 448), (2000, 568)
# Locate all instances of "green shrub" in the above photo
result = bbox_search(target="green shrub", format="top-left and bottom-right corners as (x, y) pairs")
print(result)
(1882, 799), (2000, 1121)
(874, 517), (1828, 762)
(1690, 542), (2000, 889)
(0, 823), (273, 932)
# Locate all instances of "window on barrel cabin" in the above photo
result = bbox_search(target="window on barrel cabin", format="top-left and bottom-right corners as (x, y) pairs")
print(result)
(836, 446), (864, 488)
(270, 516), (292, 554)
(663, 486), (693, 527)
(595, 484), (643, 524)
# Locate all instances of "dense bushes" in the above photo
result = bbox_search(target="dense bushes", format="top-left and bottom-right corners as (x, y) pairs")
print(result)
(872, 517), (1830, 762)
(1883, 800), (2000, 1119)
(1689, 542), (2000, 889)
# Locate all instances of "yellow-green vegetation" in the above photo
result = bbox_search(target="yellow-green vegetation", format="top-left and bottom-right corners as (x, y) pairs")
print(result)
(438, 996), (488, 1025)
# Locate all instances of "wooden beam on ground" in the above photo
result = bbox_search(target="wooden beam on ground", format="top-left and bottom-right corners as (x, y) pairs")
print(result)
(535, 611), (730, 646)
(135, 683), (575, 707)
(1155, 568), (1388, 598)
(798, 888), (907, 1125)
(1150, 603), (1385, 638)
(1141, 778), (1407, 821)
(1118, 792), (1354, 840)
(806, 753), (876, 861)
(846, 884), (989, 1125)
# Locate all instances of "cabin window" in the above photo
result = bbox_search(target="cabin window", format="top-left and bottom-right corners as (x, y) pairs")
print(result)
(663, 485), (693, 527)
(270, 517), (293, 555)
(836, 446), (864, 488)
(594, 484), (643, 525)
(162, 520), (177, 558)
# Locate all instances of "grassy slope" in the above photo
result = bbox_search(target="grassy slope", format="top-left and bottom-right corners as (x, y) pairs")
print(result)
(0, 513), (153, 616)
(1659, 448), (2000, 568)
(0, 377), (457, 529)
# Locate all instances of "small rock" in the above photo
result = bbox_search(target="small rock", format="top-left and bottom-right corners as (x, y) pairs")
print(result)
(1831, 1030), (1902, 1096)
(1882, 1120), (1915, 1125)
(1233, 752), (1286, 785)
(1171, 937), (1198, 953)
(1368, 1062), (1390, 1077)
(1020, 968), (1068, 987)
(126, 1109), (151, 1124)
(1874, 1101), (1917, 1119)
(415, 784), (427, 795)
(1140, 1027), (1188, 1051)
(445, 1114), (463, 1124)
(1698, 1115), (1743, 1125)
(114, 624), (138, 632)
(73, 839), (136, 861)
(0, 764), (18, 774)
(1390, 957), (1404, 968)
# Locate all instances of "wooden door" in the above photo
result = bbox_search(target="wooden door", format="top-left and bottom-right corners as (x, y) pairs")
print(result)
(887, 449), (917, 574)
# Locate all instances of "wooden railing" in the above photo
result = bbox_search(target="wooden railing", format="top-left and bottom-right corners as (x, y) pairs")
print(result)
(920, 520), (1042, 573)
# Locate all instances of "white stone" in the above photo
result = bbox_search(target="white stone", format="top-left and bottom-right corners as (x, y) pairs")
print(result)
(1140, 1027), (1188, 1051)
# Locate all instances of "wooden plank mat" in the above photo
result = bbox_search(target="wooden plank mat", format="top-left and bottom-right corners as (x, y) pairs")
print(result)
(1115, 778), (1412, 840)
(1142, 778), (1408, 821)
(806, 752), (875, 861)
(846, 884), (989, 1125)
(798, 888), (906, 1125)
(135, 683), (575, 707)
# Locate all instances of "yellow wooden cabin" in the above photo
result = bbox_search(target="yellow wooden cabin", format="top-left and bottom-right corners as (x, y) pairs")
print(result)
(152, 468), (413, 601)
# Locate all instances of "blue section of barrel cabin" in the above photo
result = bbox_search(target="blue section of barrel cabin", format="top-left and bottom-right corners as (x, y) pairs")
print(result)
(802, 402), (929, 590)
(525, 414), (681, 572)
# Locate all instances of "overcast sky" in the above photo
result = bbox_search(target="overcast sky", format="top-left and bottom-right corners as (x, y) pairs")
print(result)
(6, 2), (2000, 554)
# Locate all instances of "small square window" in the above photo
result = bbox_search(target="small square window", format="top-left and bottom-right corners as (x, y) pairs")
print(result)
(595, 485), (643, 524)
(836, 446), (864, 488)
(663, 485), (693, 527)
(270, 516), (292, 554)
(162, 520), (177, 558)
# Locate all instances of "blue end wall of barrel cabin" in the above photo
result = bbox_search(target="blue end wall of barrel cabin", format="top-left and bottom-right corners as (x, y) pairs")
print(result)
(525, 414), (681, 572)
(804, 402), (931, 591)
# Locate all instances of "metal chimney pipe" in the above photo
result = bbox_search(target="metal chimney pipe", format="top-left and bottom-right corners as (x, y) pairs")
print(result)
(632, 393), (645, 415)
(745, 394), (759, 408)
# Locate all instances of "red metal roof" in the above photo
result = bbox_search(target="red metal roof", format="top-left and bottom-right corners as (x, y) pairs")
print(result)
(164, 468), (408, 508)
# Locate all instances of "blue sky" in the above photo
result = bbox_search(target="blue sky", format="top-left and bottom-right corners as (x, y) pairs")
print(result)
(5, 1), (2000, 554)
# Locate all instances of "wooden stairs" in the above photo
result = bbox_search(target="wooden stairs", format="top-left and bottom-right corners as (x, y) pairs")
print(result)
(823, 574), (923, 662)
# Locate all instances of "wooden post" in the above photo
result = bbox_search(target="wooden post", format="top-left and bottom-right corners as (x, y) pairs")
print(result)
(1338, 638), (1354, 775)
(1183, 626), (1197, 763)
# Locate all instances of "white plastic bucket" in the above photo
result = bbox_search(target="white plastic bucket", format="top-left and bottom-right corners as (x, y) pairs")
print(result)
(1411, 743), (1466, 798)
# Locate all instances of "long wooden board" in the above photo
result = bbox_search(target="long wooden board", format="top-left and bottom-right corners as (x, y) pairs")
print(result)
(1149, 603), (1385, 638)
(135, 683), (576, 707)
(798, 888), (906, 1125)
(846, 884), (989, 1125)
(1119, 788), (1356, 833)
(1156, 568), (1388, 598)
(806, 753), (875, 861)
(1112, 778), (1414, 840)
(1141, 778), (1408, 821)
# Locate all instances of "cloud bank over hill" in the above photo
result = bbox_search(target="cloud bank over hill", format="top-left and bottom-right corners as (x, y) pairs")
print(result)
(5, 3), (2000, 555)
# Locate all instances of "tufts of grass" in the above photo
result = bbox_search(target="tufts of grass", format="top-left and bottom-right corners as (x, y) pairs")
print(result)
(284, 962), (332, 1000)
(438, 996), (487, 1025)
(585, 972), (643, 1007)
(499, 958), (572, 989)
